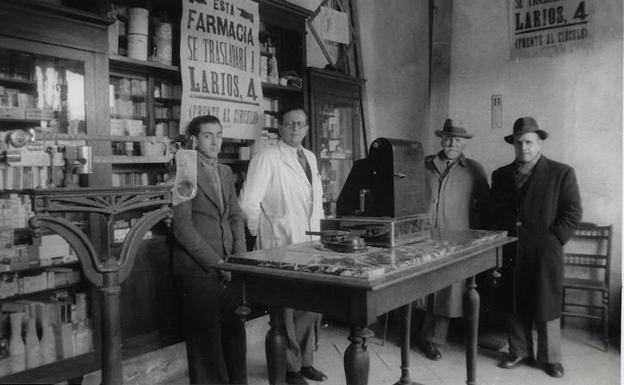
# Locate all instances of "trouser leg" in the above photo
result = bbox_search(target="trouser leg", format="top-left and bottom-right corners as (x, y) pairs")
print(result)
(220, 283), (247, 384)
(507, 313), (533, 359)
(221, 309), (247, 383)
(536, 318), (561, 364)
(180, 275), (229, 384)
(294, 311), (321, 369)
(421, 312), (451, 345)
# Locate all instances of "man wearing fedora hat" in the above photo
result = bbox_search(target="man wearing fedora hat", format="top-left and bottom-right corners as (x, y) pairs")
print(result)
(489, 117), (581, 378)
(417, 118), (489, 360)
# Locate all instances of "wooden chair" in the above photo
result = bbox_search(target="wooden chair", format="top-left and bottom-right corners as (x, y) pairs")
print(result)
(561, 223), (612, 351)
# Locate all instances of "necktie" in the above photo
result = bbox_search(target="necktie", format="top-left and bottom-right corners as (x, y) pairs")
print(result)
(297, 148), (312, 183)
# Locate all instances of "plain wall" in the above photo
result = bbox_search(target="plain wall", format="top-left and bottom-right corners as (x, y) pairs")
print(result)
(447, 0), (623, 325)
(355, 0), (430, 146)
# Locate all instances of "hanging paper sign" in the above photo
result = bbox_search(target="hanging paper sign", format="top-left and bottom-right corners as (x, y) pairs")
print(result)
(510, 0), (593, 59)
(180, 0), (262, 139)
(320, 6), (350, 44)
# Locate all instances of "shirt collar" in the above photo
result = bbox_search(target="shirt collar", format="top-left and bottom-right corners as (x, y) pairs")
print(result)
(515, 154), (541, 172)
(198, 151), (218, 167)
(435, 151), (465, 167)
(279, 139), (304, 154)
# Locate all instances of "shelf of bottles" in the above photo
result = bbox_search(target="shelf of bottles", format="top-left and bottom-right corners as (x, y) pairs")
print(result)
(0, 193), (93, 378)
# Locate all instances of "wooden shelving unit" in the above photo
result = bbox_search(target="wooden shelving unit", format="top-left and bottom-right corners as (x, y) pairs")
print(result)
(0, 0), (313, 383)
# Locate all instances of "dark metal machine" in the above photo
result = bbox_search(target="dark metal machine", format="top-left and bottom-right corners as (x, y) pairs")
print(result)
(321, 138), (431, 248)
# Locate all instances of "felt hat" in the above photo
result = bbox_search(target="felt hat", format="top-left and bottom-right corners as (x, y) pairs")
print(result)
(435, 119), (473, 139)
(504, 117), (549, 144)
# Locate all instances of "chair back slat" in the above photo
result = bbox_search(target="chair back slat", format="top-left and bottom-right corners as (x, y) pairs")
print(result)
(563, 223), (612, 290)
(562, 223), (612, 351)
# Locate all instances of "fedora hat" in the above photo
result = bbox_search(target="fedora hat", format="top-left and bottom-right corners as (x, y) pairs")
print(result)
(504, 117), (549, 144)
(435, 119), (473, 139)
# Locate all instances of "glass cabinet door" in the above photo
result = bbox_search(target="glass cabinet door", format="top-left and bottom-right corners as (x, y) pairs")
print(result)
(0, 48), (86, 134)
(0, 47), (88, 190)
(314, 95), (360, 217)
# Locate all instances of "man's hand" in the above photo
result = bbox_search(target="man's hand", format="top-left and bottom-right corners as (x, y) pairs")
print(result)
(217, 259), (231, 284)
(219, 269), (232, 282)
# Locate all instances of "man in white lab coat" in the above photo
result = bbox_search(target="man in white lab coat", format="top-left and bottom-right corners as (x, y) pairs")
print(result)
(240, 107), (327, 385)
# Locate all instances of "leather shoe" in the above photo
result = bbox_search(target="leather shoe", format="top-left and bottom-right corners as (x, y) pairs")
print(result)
(497, 354), (529, 369)
(419, 341), (442, 361)
(286, 371), (308, 385)
(300, 366), (328, 382)
(544, 363), (564, 378)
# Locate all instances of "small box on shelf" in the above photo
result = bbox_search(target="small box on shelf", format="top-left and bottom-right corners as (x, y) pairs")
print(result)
(39, 235), (72, 267)
(0, 107), (25, 120)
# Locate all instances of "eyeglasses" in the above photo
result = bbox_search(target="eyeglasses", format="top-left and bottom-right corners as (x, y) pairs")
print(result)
(283, 121), (308, 129)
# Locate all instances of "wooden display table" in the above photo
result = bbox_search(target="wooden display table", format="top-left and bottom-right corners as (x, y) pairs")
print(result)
(223, 229), (515, 385)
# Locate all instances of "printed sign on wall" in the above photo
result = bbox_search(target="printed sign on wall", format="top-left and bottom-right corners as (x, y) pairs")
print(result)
(180, 0), (263, 139)
(510, 0), (592, 58)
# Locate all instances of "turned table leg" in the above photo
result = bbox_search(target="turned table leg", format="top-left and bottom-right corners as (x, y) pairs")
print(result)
(463, 276), (480, 385)
(395, 303), (422, 385)
(265, 310), (287, 385)
(344, 326), (373, 385)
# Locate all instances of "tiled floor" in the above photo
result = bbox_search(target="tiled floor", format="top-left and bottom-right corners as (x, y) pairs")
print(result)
(167, 315), (620, 385)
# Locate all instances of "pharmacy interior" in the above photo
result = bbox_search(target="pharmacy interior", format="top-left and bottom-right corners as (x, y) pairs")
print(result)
(0, 0), (621, 384)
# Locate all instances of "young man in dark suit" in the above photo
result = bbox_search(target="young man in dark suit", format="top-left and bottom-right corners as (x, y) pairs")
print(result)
(490, 117), (582, 379)
(172, 115), (247, 384)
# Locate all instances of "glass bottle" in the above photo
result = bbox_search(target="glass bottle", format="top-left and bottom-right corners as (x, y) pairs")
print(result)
(8, 312), (25, 373)
(24, 316), (41, 369)
(40, 304), (56, 365)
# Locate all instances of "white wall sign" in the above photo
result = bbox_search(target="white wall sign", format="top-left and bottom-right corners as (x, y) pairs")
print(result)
(510, 0), (593, 58)
(180, 0), (263, 139)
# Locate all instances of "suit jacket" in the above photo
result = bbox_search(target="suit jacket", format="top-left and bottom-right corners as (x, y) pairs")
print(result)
(425, 153), (489, 318)
(172, 159), (246, 277)
(490, 156), (582, 321)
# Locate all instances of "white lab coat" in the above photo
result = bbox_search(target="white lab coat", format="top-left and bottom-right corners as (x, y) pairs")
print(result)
(240, 140), (324, 249)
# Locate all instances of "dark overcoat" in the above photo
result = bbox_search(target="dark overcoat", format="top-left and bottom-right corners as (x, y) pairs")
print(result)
(489, 156), (582, 322)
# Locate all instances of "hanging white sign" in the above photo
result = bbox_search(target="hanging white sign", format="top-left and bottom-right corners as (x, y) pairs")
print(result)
(180, 0), (263, 139)
(510, 0), (593, 58)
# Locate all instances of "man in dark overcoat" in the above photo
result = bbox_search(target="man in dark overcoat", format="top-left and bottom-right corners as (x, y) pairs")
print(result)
(418, 119), (489, 360)
(172, 115), (247, 384)
(490, 117), (581, 379)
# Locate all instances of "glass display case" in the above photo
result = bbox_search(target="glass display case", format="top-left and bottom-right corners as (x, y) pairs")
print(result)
(308, 68), (365, 217)
(0, 4), (109, 379)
